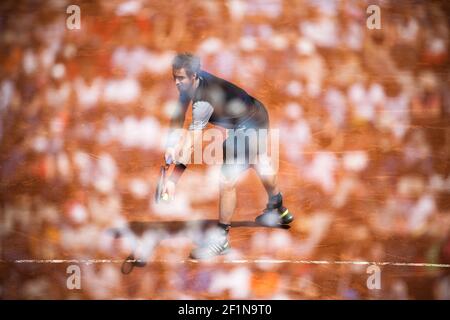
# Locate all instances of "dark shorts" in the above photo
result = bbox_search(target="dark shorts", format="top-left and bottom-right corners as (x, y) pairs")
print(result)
(221, 105), (270, 179)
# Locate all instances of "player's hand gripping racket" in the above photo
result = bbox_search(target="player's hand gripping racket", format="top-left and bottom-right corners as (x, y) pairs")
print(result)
(154, 156), (172, 203)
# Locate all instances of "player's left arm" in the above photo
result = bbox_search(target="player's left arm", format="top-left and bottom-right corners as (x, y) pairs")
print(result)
(165, 92), (191, 164)
(163, 101), (214, 199)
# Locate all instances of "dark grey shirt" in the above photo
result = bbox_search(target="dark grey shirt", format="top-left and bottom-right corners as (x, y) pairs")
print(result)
(170, 70), (268, 132)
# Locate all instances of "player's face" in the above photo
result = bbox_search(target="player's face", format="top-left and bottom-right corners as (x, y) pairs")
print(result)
(173, 68), (195, 93)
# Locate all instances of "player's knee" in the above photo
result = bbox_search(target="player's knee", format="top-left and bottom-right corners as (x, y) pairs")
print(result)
(254, 154), (277, 176)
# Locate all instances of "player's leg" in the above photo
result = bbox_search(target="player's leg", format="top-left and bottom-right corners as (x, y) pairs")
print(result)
(255, 164), (280, 198)
(189, 168), (243, 259)
(252, 133), (294, 226)
(218, 171), (238, 225)
(217, 128), (250, 226)
(189, 135), (246, 259)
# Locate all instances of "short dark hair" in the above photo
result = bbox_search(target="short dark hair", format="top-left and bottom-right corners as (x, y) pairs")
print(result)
(172, 52), (201, 77)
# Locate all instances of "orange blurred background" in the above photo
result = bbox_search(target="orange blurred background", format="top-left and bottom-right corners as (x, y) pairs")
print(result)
(0, 0), (449, 299)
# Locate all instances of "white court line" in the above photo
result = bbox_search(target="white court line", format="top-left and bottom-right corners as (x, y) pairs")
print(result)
(0, 259), (449, 268)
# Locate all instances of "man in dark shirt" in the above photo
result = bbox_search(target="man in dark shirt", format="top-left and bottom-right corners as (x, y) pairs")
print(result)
(163, 53), (293, 259)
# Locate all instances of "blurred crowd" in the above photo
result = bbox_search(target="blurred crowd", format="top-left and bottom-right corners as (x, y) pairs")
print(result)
(0, 0), (449, 299)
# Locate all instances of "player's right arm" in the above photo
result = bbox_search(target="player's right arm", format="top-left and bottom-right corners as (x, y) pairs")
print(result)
(163, 100), (214, 199)
(164, 92), (190, 164)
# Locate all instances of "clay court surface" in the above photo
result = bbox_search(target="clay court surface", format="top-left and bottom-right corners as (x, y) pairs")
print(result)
(1, 0), (450, 300)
